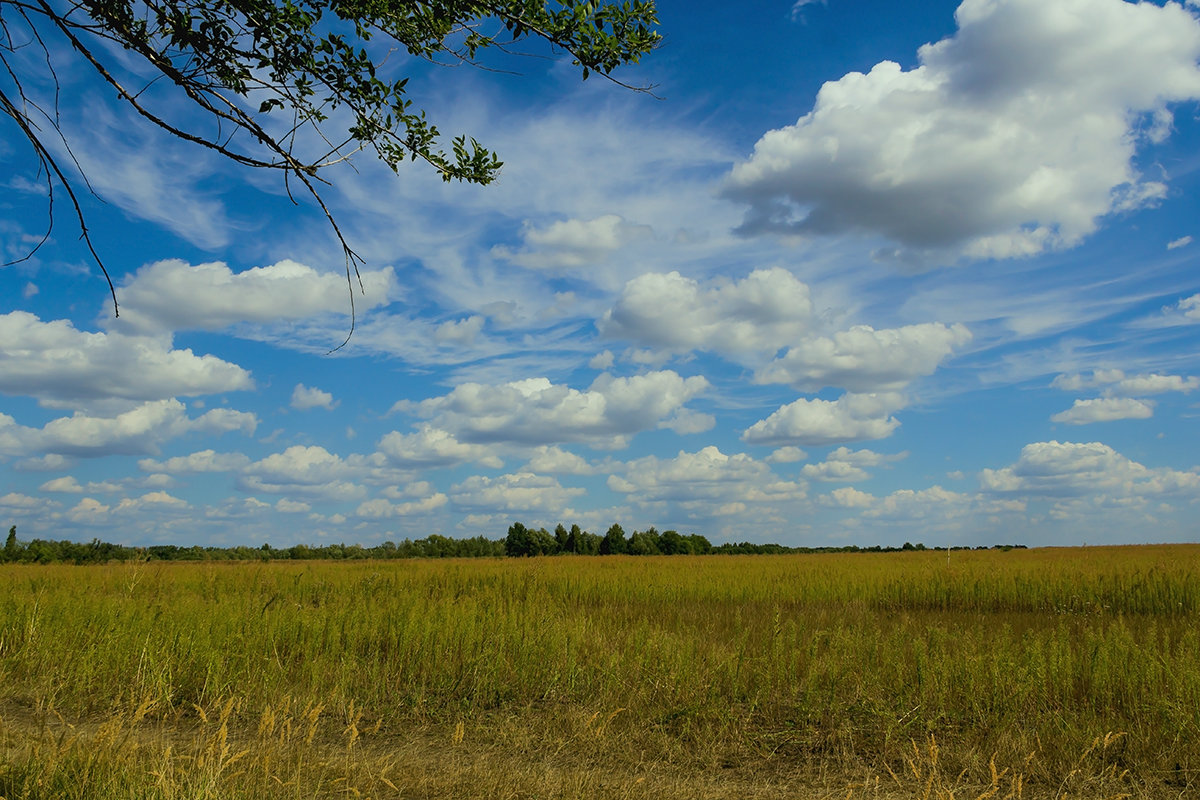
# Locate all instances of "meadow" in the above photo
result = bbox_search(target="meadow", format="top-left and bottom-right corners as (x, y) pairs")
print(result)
(0, 545), (1196, 799)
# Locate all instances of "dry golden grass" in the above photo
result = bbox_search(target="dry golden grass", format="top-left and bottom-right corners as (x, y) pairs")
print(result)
(1, 545), (1197, 798)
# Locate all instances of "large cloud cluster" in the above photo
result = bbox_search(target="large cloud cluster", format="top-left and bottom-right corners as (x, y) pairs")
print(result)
(396, 371), (709, 448)
(114, 259), (396, 334)
(742, 392), (905, 446)
(0, 312), (251, 408)
(0, 400), (256, 457)
(599, 268), (813, 357)
(724, 0), (1200, 263)
(608, 446), (806, 517)
(981, 440), (1200, 498)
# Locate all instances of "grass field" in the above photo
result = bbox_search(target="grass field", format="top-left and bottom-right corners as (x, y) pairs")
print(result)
(0, 545), (1197, 798)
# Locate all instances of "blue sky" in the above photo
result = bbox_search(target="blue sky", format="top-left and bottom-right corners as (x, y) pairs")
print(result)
(3, 0), (1200, 548)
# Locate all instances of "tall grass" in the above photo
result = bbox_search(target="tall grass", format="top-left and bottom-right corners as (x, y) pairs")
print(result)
(1, 545), (1197, 797)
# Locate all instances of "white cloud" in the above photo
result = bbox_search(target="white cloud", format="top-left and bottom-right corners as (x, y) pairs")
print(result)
(114, 491), (189, 513)
(449, 472), (585, 513)
(521, 445), (596, 475)
(661, 408), (716, 435)
(822, 486), (875, 509)
(790, 0), (824, 21)
(494, 214), (652, 270)
(1113, 374), (1199, 395)
(39, 476), (123, 493)
(377, 425), (504, 469)
(981, 440), (1200, 498)
(589, 350), (615, 371)
(291, 383), (338, 410)
(113, 259), (396, 334)
(802, 460), (868, 482)
(756, 323), (971, 392)
(355, 491), (448, 518)
(15, 454), (72, 471)
(801, 447), (906, 482)
(138, 449), (252, 474)
(599, 269), (812, 358)
(276, 499), (313, 513)
(434, 315), (485, 345)
(1051, 369), (1199, 396)
(0, 400), (257, 457)
(1168, 235), (1193, 250)
(0, 311), (252, 407)
(1051, 397), (1155, 425)
(743, 392), (905, 446)
(237, 445), (367, 501)
(1151, 294), (1200, 326)
(610, 446), (806, 516)
(766, 446), (808, 464)
(66, 497), (111, 523)
(397, 371), (709, 448)
(862, 486), (973, 521)
(725, 0), (1200, 263)
(0, 492), (43, 510)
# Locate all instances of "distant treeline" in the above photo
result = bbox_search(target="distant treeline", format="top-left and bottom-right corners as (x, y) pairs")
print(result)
(1, 523), (1026, 565)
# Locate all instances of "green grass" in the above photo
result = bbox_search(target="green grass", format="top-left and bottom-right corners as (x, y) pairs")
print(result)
(1, 545), (1197, 798)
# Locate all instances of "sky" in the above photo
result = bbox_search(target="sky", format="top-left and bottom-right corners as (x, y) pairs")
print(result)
(2, 0), (1200, 549)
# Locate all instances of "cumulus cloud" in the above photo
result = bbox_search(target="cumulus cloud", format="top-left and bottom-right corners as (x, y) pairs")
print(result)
(237, 445), (368, 501)
(377, 425), (504, 469)
(14, 454), (73, 471)
(1148, 294), (1200, 326)
(609, 446), (805, 517)
(521, 445), (596, 475)
(755, 323), (971, 392)
(861, 486), (973, 520)
(1051, 397), (1155, 425)
(39, 476), (123, 493)
(599, 269), (812, 358)
(434, 315), (485, 345)
(742, 392), (905, 446)
(801, 447), (906, 482)
(589, 350), (615, 370)
(1051, 369), (1199, 396)
(493, 214), (653, 270)
(355, 491), (448, 518)
(822, 486), (875, 509)
(1168, 235), (1193, 250)
(114, 259), (396, 334)
(724, 0), (1200, 263)
(290, 383), (338, 410)
(397, 371), (709, 449)
(766, 446), (808, 464)
(114, 491), (189, 513)
(0, 311), (252, 407)
(0, 492), (44, 511)
(449, 472), (585, 513)
(0, 400), (257, 457)
(138, 449), (252, 474)
(980, 440), (1200, 498)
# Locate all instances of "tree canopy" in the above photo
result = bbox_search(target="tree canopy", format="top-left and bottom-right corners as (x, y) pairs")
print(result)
(0, 0), (660, 326)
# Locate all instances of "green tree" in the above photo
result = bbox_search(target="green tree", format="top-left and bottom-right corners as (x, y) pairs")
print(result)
(529, 527), (557, 556)
(599, 523), (627, 555)
(565, 523), (582, 554)
(4, 525), (18, 562)
(659, 529), (689, 555)
(1, 0), (660, 323)
(627, 527), (660, 555)
(504, 521), (532, 557)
